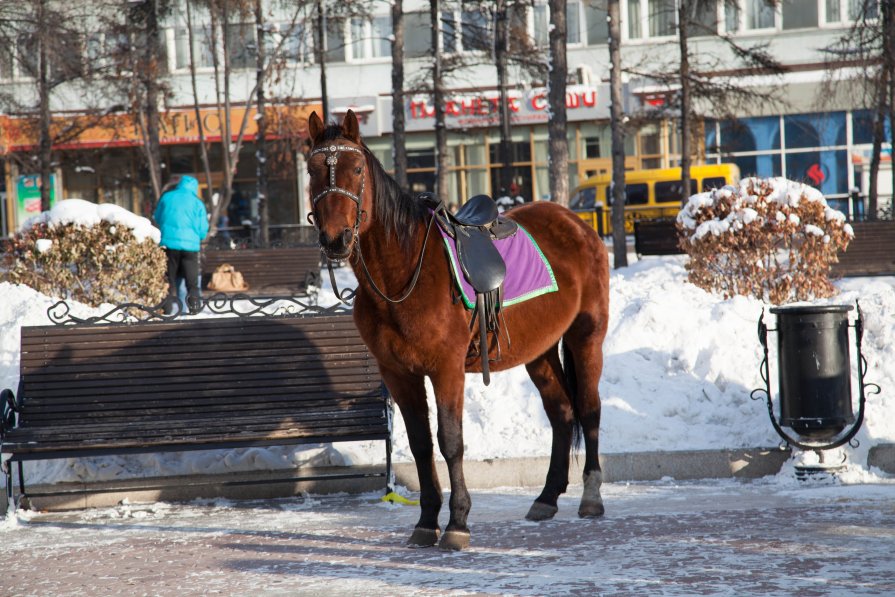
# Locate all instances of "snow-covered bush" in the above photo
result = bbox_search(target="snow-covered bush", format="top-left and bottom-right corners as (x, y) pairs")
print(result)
(676, 177), (854, 304)
(1, 199), (167, 307)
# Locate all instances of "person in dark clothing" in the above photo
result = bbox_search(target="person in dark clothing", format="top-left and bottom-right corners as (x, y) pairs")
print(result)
(153, 175), (209, 315)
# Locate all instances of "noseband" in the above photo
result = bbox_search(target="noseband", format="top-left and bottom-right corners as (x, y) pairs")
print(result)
(308, 143), (366, 239)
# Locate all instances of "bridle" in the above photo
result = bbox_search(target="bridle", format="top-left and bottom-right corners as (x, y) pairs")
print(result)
(308, 143), (366, 243)
(307, 140), (437, 306)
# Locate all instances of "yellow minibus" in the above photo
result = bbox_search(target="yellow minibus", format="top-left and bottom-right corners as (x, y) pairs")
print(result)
(569, 163), (741, 234)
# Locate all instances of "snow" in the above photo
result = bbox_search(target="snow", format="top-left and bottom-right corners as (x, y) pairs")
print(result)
(2, 255), (893, 489)
(21, 198), (161, 244)
(2, 198), (894, 487)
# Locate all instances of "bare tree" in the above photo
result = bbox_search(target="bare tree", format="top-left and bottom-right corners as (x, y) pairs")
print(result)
(254, 0), (270, 245)
(547, 0), (569, 206)
(430, 0), (448, 203)
(823, 0), (893, 220)
(0, 1), (105, 211)
(626, 0), (783, 206)
(314, 0), (329, 124)
(494, 0), (514, 194)
(391, 0), (408, 190)
(181, 0), (313, 237)
(608, 0), (627, 268)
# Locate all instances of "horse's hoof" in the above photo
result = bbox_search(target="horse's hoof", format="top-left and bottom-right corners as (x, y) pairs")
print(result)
(525, 501), (558, 521)
(406, 527), (440, 548)
(578, 500), (605, 518)
(438, 529), (471, 551)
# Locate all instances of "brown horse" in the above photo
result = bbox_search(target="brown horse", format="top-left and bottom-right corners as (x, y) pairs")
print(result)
(307, 110), (610, 551)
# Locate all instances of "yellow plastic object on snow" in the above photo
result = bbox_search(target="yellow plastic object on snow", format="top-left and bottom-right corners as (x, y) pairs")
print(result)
(381, 491), (420, 506)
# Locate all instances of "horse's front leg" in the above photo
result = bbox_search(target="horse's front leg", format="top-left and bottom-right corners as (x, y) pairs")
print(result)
(380, 366), (443, 547)
(430, 367), (471, 551)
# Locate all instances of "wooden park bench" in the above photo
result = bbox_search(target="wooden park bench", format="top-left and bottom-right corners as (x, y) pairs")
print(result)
(833, 220), (895, 277)
(202, 246), (322, 297)
(1, 301), (391, 512)
(633, 218), (685, 257)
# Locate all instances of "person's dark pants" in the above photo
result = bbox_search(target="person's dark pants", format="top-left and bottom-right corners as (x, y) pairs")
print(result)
(165, 249), (201, 314)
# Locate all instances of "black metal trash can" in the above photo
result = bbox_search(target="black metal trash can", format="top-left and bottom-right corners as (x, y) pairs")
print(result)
(769, 305), (854, 440)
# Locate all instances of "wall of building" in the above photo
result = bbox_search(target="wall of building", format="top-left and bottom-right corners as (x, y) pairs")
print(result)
(0, 0), (885, 236)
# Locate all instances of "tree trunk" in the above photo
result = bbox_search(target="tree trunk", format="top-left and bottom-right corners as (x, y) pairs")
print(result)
(869, 67), (886, 221)
(431, 0), (448, 203)
(316, 0), (329, 124)
(678, 0), (692, 207)
(495, 0), (513, 194)
(186, 0), (215, 207)
(608, 0), (627, 268)
(391, 0), (408, 190)
(143, 0), (163, 203)
(218, 3), (234, 238)
(255, 0), (270, 246)
(885, 0), (895, 218)
(37, 0), (52, 212)
(548, 0), (569, 206)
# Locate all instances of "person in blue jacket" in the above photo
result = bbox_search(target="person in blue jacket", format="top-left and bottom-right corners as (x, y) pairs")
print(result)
(153, 175), (209, 314)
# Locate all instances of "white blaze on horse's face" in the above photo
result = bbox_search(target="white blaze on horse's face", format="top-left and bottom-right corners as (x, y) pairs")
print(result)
(308, 142), (366, 261)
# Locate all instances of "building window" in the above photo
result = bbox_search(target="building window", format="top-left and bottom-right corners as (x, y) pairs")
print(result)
(324, 17), (346, 63)
(567, 1), (582, 45)
(441, 5), (492, 53)
(648, 0), (677, 37)
(405, 12), (431, 58)
(724, 0), (741, 31)
(281, 23), (313, 64)
(691, 1), (720, 35)
(746, 0), (776, 30)
(227, 23), (256, 70)
(825, 0), (878, 23)
(628, 0), (643, 38)
(585, 3), (609, 45)
(175, 26), (214, 69)
(350, 16), (391, 60)
(782, 0), (818, 29)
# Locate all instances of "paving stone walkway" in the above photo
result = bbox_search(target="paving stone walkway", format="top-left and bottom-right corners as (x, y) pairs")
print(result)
(2, 479), (894, 596)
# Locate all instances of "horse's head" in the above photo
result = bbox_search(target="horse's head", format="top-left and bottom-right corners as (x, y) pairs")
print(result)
(307, 110), (369, 261)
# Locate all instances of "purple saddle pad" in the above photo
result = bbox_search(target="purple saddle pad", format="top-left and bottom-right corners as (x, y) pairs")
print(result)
(436, 222), (558, 309)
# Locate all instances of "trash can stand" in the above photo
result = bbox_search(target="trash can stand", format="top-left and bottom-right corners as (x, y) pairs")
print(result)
(751, 301), (881, 451)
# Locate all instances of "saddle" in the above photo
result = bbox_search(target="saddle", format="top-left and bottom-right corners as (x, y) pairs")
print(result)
(422, 193), (518, 385)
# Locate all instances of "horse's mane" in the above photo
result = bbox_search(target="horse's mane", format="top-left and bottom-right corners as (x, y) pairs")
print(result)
(319, 125), (426, 248)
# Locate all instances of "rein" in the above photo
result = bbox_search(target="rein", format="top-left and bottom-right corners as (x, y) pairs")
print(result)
(311, 140), (437, 306)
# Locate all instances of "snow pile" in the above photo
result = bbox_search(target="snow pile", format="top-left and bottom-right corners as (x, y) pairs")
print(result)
(21, 198), (160, 244)
(1, 258), (893, 488)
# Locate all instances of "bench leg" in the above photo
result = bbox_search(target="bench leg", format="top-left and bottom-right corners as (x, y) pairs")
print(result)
(4, 461), (13, 515)
(17, 461), (28, 510)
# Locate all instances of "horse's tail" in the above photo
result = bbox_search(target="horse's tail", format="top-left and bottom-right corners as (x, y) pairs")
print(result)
(560, 340), (583, 452)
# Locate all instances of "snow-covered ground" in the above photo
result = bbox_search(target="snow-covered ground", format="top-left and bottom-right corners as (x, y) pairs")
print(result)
(2, 251), (893, 489)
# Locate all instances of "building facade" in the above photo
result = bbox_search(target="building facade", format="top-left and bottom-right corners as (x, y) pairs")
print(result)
(0, 0), (885, 237)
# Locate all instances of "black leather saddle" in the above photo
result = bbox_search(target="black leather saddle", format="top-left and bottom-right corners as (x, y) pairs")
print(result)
(422, 193), (519, 385)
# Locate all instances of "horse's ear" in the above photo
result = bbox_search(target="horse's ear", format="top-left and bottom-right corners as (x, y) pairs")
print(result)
(341, 110), (361, 143)
(308, 111), (325, 145)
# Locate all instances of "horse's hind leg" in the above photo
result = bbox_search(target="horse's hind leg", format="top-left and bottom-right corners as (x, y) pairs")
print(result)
(524, 344), (575, 521)
(565, 313), (608, 518)
(380, 367), (443, 547)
